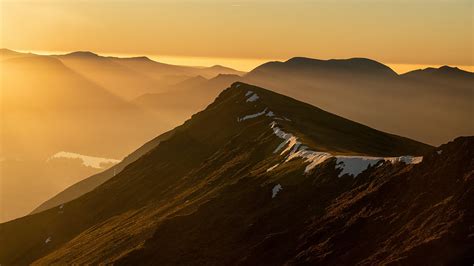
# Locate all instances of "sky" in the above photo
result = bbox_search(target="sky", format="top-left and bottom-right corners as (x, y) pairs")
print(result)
(1, 0), (473, 71)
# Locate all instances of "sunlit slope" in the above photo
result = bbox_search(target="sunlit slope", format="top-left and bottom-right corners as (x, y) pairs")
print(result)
(0, 83), (434, 265)
(0, 51), (172, 222)
(0, 51), (164, 160)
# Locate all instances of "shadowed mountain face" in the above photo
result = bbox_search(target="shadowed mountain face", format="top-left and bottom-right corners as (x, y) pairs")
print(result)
(4, 83), (464, 266)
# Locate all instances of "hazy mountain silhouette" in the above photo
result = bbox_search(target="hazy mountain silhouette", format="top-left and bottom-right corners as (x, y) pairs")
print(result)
(133, 74), (242, 123)
(0, 51), (166, 222)
(0, 48), (28, 59)
(248, 57), (397, 78)
(0, 50), (244, 222)
(2, 83), (471, 265)
(135, 56), (473, 146)
(56, 51), (244, 99)
(244, 57), (474, 145)
(403, 65), (474, 79)
(401, 65), (474, 89)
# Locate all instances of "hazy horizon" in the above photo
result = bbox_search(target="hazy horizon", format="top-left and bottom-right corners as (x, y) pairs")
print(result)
(2, 0), (472, 68)
(6, 48), (474, 74)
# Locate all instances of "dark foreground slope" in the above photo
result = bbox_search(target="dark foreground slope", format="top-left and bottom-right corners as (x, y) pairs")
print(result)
(2, 83), (461, 265)
(119, 137), (473, 265)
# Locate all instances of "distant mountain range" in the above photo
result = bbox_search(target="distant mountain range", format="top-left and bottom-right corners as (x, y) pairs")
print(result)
(55, 50), (244, 99)
(1, 83), (472, 265)
(135, 56), (473, 146)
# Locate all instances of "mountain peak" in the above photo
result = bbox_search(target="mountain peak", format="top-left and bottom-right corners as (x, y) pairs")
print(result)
(65, 51), (99, 57)
(439, 65), (459, 71)
(208, 64), (232, 70)
(0, 48), (17, 54)
(118, 55), (153, 62)
(402, 65), (474, 80)
(216, 82), (431, 155)
(249, 56), (397, 77)
(0, 48), (26, 58)
(210, 73), (242, 82)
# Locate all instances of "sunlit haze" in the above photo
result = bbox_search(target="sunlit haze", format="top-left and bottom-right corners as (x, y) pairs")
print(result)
(1, 0), (472, 70)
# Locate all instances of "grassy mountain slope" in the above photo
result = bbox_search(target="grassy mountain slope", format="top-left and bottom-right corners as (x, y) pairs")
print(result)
(119, 137), (473, 265)
(0, 83), (436, 265)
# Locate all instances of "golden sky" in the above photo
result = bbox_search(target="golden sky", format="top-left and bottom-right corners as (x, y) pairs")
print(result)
(1, 0), (473, 70)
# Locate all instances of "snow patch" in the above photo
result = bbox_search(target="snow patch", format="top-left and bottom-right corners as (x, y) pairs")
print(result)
(272, 184), (282, 198)
(270, 121), (294, 153)
(238, 108), (267, 122)
(437, 150), (443, 155)
(280, 136), (300, 155)
(266, 111), (275, 117)
(49, 152), (120, 169)
(384, 156), (423, 165)
(335, 155), (422, 177)
(246, 94), (259, 102)
(45, 237), (51, 244)
(335, 156), (382, 177)
(286, 149), (332, 173)
(267, 164), (279, 172)
(268, 121), (423, 177)
(243, 90), (259, 102)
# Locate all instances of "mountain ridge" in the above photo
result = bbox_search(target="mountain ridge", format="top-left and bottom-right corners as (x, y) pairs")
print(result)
(1, 83), (469, 265)
(247, 56), (399, 79)
(26, 82), (431, 221)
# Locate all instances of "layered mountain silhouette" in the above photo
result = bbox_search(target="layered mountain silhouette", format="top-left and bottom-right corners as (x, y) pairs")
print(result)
(4, 83), (471, 265)
(135, 56), (473, 146)
(243, 57), (474, 146)
(133, 74), (242, 123)
(247, 57), (398, 78)
(0, 49), (244, 222)
(56, 51), (244, 99)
